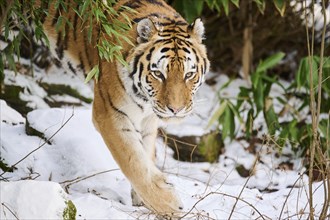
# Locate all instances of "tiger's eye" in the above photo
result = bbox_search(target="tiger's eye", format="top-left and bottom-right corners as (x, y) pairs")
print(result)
(185, 72), (195, 80)
(152, 71), (165, 81)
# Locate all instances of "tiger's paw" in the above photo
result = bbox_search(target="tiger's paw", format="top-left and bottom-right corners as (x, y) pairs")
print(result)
(138, 172), (183, 216)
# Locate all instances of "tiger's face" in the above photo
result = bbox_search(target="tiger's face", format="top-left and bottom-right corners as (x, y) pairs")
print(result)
(128, 18), (209, 120)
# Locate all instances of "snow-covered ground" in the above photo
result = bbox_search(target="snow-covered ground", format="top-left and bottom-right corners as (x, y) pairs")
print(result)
(1, 68), (328, 219)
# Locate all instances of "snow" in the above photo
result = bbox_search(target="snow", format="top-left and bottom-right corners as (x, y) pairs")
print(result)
(1, 41), (329, 218)
(1, 95), (328, 219)
(0, 100), (25, 124)
(1, 180), (67, 219)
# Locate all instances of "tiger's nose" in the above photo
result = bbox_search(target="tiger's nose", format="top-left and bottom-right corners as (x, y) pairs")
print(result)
(167, 105), (184, 114)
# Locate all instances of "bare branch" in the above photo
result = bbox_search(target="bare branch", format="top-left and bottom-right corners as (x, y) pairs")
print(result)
(0, 111), (74, 177)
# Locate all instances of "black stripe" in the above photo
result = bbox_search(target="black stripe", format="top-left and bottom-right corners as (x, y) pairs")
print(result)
(123, 0), (142, 10)
(108, 94), (129, 118)
(160, 47), (170, 53)
(154, 39), (172, 44)
(159, 55), (169, 62)
(138, 63), (144, 81)
(192, 48), (199, 62)
(73, 12), (78, 41)
(129, 52), (144, 78)
(146, 47), (155, 61)
(63, 20), (70, 50)
(203, 58), (207, 74)
(182, 47), (190, 54)
(78, 52), (86, 74)
(103, 88), (141, 134)
(158, 33), (172, 37)
(52, 9), (60, 26)
(55, 32), (64, 59)
(67, 61), (77, 74)
(145, 0), (164, 6)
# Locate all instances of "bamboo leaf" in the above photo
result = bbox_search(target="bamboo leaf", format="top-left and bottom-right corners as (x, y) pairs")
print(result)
(253, 0), (265, 14)
(84, 65), (99, 83)
(263, 98), (279, 135)
(207, 100), (228, 129)
(273, 0), (286, 16)
(231, 0), (239, 8)
(220, 0), (229, 16)
(222, 106), (235, 140)
(245, 109), (254, 139)
(256, 52), (285, 73)
(253, 78), (264, 114)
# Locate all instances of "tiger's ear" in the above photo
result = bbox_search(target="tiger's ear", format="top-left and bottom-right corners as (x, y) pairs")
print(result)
(137, 18), (157, 43)
(188, 18), (205, 43)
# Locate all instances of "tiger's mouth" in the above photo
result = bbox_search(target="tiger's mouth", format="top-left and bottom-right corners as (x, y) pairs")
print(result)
(152, 105), (193, 121)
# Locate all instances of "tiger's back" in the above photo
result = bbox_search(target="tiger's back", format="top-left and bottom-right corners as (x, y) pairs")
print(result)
(39, 0), (209, 216)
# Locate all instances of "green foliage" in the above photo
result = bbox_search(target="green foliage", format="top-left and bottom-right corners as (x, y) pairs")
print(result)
(63, 200), (77, 220)
(209, 53), (330, 159)
(0, 0), (133, 83)
(84, 65), (99, 84)
(198, 131), (223, 163)
(171, 0), (287, 22)
(0, 0), (48, 78)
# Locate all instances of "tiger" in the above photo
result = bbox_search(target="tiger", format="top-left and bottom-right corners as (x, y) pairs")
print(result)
(36, 0), (210, 216)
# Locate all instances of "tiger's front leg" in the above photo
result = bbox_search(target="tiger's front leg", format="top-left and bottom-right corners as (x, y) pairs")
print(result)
(93, 94), (183, 215)
(131, 114), (159, 206)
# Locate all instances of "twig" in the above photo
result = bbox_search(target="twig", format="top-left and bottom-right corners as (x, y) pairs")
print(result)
(179, 191), (267, 220)
(0, 111), (74, 177)
(1, 202), (19, 220)
(228, 154), (259, 220)
(61, 169), (119, 193)
(278, 173), (304, 219)
(317, 1), (329, 219)
(304, 0), (316, 219)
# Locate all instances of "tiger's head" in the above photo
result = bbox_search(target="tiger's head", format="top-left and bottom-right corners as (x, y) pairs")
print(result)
(127, 17), (209, 121)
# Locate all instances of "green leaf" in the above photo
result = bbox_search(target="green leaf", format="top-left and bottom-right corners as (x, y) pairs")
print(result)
(245, 109), (254, 139)
(63, 200), (76, 220)
(256, 52), (285, 73)
(319, 119), (330, 140)
(236, 86), (251, 109)
(253, 78), (264, 114)
(251, 71), (260, 89)
(114, 53), (128, 67)
(84, 65), (99, 83)
(273, 0), (286, 16)
(228, 101), (243, 124)
(296, 56), (319, 89)
(296, 57), (307, 88)
(207, 100), (228, 129)
(231, 0), (239, 8)
(173, 0), (204, 23)
(220, 0), (229, 16)
(253, 0), (265, 14)
(221, 106), (235, 140)
(263, 98), (279, 135)
(219, 78), (233, 91)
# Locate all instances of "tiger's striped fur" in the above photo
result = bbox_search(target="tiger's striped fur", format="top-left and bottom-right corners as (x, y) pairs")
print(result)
(38, 0), (209, 215)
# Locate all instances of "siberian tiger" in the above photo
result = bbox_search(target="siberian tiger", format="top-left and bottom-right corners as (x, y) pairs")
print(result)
(37, 0), (210, 216)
